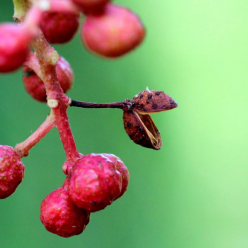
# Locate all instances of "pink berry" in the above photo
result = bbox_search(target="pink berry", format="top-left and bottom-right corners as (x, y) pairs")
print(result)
(40, 180), (90, 237)
(0, 145), (25, 199)
(0, 24), (31, 73)
(23, 56), (73, 102)
(82, 4), (145, 58)
(72, 0), (112, 14)
(69, 153), (127, 212)
(40, 11), (80, 44)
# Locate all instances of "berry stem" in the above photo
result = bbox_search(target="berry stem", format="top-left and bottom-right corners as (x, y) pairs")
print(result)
(32, 31), (62, 100)
(70, 99), (132, 111)
(32, 32), (80, 163)
(14, 113), (55, 158)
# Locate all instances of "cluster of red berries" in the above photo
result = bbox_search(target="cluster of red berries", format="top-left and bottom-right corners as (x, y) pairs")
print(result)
(40, 1), (145, 57)
(0, 0), (177, 239)
(41, 153), (129, 237)
(0, 0), (145, 73)
(0, 0), (145, 102)
(0, 0), (144, 238)
(0, 143), (129, 237)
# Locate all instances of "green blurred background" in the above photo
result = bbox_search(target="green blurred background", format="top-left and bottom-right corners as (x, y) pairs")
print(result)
(1, 0), (248, 247)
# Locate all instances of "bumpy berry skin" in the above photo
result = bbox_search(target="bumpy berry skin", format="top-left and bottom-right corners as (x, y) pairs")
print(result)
(23, 56), (73, 102)
(0, 24), (31, 73)
(69, 153), (128, 212)
(72, 0), (112, 14)
(82, 4), (145, 58)
(102, 154), (129, 198)
(40, 180), (90, 238)
(40, 12), (80, 44)
(0, 145), (25, 199)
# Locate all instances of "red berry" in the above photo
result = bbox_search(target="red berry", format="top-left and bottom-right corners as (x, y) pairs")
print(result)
(0, 24), (31, 73)
(23, 56), (73, 102)
(102, 154), (129, 199)
(40, 11), (80, 44)
(0, 145), (25, 199)
(23, 67), (46, 102)
(72, 0), (112, 14)
(69, 153), (127, 212)
(82, 4), (145, 58)
(40, 180), (90, 237)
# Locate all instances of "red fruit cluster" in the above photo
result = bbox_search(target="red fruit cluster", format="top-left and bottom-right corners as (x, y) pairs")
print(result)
(40, 153), (129, 237)
(0, 146), (25, 199)
(40, 1), (145, 57)
(0, 1), (145, 74)
(23, 56), (73, 102)
(0, 0), (146, 239)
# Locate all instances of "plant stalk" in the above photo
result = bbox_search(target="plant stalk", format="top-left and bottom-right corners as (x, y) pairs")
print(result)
(14, 114), (55, 157)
